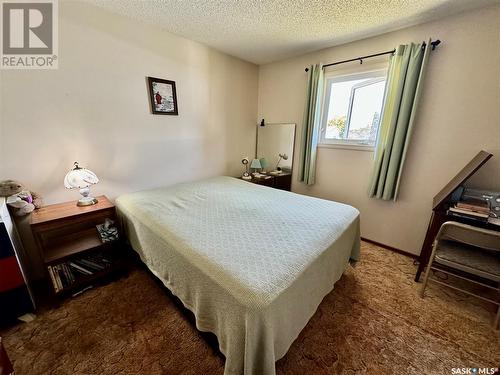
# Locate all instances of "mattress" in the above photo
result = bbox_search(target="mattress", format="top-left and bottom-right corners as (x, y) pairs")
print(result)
(116, 176), (360, 375)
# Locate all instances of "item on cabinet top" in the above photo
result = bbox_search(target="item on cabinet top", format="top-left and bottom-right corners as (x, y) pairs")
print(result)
(64, 162), (99, 207)
(252, 173), (271, 179)
(259, 158), (269, 173)
(275, 153), (288, 171)
(0, 180), (43, 216)
(241, 158), (252, 180)
(250, 159), (262, 175)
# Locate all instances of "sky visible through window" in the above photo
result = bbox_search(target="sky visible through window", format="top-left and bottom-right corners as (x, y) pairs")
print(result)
(325, 77), (385, 142)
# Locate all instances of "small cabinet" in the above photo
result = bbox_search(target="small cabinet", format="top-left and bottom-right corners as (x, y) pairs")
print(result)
(30, 195), (124, 297)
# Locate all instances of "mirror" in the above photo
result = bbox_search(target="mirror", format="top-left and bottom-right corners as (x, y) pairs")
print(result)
(257, 123), (296, 173)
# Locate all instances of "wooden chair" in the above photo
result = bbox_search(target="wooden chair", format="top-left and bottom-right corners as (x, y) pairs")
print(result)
(420, 221), (500, 329)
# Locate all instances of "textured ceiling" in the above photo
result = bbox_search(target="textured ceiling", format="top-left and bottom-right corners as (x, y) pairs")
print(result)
(85, 0), (496, 64)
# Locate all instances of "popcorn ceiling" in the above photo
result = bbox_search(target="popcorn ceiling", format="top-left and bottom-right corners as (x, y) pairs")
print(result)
(84, 0), (494, 64)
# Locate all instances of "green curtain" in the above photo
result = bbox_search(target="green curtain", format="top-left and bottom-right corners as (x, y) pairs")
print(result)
(368, 40), (431, 201)
(299, 64), (324, 185)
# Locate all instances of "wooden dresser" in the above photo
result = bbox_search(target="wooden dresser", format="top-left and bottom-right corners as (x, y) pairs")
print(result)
(239, 172), (292, 191)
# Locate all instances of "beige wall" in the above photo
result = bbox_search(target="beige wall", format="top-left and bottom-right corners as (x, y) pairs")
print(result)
(258, 5), (500, 255)
(0, 1), (258, 204)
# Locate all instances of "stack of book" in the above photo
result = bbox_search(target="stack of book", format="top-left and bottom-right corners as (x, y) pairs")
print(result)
(47, 252), (113, 293)
(448, 201), (490, 222)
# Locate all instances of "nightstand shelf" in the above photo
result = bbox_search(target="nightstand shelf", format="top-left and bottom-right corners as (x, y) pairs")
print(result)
(44, 227), (108, 263)
(30, 195), (125, 298)
(48, 250), (124, 296)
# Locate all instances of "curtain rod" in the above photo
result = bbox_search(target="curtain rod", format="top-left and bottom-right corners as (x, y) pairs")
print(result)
(304, 39), (441, 72)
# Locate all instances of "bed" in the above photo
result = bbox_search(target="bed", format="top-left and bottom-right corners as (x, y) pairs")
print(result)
(116, 176), (360, 375)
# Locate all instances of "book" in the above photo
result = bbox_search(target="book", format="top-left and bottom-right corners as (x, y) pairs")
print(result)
(456, 202), (490, 214)
(77, 258), (105, 272)
(447, 210), (488, 223)
(69, 262), (93, 275)
(58, 264), (69, 288)
(88, 254), (111, 265)
(53, 265), (63, 291)
(68, 263), (86, 276)
(61, 263), (74, 285)
(449, 207), (489, 219)
(48, 266), (59, 293)
(67, 264), (76, 283)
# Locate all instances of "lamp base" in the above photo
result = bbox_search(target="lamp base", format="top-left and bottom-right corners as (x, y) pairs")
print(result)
(77, 197), (98, 207)
(76, 186), (98, 207)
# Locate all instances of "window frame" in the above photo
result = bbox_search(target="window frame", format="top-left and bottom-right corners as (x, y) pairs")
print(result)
(319, 68), (387, 151)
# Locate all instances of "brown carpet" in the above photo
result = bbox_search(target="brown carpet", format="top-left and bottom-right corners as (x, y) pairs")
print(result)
(2, 242), (499, 374)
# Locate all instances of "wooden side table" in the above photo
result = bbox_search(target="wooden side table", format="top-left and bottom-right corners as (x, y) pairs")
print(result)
(30, 196), (124, 298)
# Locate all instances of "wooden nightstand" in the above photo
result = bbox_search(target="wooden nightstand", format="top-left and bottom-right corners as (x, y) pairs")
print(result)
(239, 172), (292, 191)
(30, 195), (125, 298)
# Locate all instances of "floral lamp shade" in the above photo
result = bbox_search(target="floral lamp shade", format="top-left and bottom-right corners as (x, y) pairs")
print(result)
(64, 162), (99, 206)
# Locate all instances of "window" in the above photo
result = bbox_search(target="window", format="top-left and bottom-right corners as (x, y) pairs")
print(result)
(320, 69), (387, 149)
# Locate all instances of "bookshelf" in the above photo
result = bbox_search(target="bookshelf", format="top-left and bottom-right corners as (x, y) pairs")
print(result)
(30, 195), (124, 297)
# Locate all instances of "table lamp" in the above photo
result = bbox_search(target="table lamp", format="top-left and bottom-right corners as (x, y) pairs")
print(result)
(259, 158), (268, 173)
(241, 158), (252, 180)
(64, 162), (99, 206)
(250, 158), (262, 175)
(276, 153), (289, 171)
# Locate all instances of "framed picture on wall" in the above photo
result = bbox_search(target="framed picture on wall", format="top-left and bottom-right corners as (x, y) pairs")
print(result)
(147, 77), (178, 115)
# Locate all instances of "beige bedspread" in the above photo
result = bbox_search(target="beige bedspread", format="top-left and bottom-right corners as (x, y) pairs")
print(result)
(116, 176), (360, 374)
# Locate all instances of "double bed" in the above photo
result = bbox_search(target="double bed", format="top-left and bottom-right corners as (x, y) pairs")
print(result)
(116, 176), (360, 375)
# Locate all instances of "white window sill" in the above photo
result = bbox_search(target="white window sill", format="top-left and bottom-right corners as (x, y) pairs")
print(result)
(318, 142), (375, 152)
